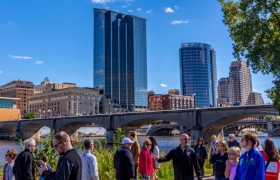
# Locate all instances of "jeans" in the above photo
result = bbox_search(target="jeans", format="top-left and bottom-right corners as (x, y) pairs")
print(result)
(215, 175), (229, 180)
(134, 163), (138, 180)
(140, 174), (150, 180)
(198, 159), (205, 177)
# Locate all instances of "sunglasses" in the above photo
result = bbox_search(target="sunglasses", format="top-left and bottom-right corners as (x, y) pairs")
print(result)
(54, 141), (65, 148)
(182, 138), (190, 141)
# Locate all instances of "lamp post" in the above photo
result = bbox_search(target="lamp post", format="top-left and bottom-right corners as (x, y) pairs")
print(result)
(52, 107), (54, 118)
(39, 109), (41, 118)
(193, 93), (196, 109)
(109, 101), (111, 115)
(132, 103), (134, 112)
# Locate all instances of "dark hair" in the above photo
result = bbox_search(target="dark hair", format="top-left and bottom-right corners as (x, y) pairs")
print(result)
(6, 149), (17, 160)
(149, 136), (158, 153)
(243, 132), (257, 147)
(84, 139), (94, 149)
(196, 137), (204, 146)
(40, 155), (48, 162)
(264, 138), (280, 161)
(128, 131), (136, 138)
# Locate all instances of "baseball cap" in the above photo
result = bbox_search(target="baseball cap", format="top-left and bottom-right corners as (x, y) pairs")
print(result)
(121, 137), (134, 145)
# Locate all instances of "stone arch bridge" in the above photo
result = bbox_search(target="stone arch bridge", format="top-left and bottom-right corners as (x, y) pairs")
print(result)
(0, 105), (277, 145)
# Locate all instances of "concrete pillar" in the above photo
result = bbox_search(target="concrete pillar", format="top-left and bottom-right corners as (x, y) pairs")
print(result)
(190, 128), (202, 147)
(267, 120), (273, 137)
(106, 129), (114, 144)
(15, 129), (21, 141)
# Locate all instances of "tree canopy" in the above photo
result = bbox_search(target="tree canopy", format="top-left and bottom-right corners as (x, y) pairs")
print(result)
(218, 0), (280, 111)
(24, 112), (36, 119)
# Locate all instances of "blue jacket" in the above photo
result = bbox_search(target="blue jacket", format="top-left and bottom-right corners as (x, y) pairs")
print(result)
(234, 148), (265, 180)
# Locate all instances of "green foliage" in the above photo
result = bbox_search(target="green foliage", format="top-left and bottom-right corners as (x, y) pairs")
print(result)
(218, 0), (280, 109)
(112, 128), (125, 149)
(24, 112), (36, 119)
(265, 115), (275, 120)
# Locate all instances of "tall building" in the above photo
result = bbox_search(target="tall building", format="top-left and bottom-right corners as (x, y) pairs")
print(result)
(0, 80), (35, 115)
(229, 60), (252, 105)
(179, 43), (217, 107)
(218, 78), (232, 105)
(248, 92), (264, 105)
(94, 8), (148, 110)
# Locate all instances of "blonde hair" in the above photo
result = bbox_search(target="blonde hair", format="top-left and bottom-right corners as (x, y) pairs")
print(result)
(227, 147), (241, 157)
(219, 140), (229, 151)
(141, 139), (152, 149)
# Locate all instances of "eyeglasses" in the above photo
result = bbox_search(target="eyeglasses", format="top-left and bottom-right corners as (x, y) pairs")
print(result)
(54, 141), (64, 148)
(145, 144), (151, 146)
(229, 137), (233, 139)
(228, 153), (237, 156)
(5, 154), (9, 157)
(182, 138), (190, 141)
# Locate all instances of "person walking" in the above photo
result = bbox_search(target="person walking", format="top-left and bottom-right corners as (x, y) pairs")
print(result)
(3, 149), (17, 180)
(149, 136), (160, 180)
(114, 137), (135, 180)
(13, 138), (36, 180)
(261, 138), (280, 180)
(128, 131), (140, 180)
(138, 139), (153, 180)
(194, 137), (208, 177)
(38, 131), (82, 180)
(234, 133), (265, 180)
(210, 135), (219, 176)
(81, 139), (99, 180)
(224, 147), (240, 180)
(227, 134), (240, 148)
(154, 134), (202, 180)
(210, 140), (229, 180)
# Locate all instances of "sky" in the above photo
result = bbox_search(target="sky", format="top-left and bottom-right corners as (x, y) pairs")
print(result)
(0, 0), (274, 103)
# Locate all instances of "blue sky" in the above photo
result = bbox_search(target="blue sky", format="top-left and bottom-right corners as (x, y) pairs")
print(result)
(0, 0), (273, 103)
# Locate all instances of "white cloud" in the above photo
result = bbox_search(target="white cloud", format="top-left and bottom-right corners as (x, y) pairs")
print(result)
(164, 7), (175, 13)
(35, 61), (43, 65)
(137, 8), (142, 11)
(171, 20), (189, 25)
(253, 81), (271, 85)
(8, 55), (32, 59)
(122, 3), (131, 8)
(128, 9), (133, 13)
(90, 0), (115, 4)
(0, 71), (3, 74)
(160, 84), (167, 87)
(146, 9), (152, 13)
(253, 89), (259, 92)
(175, 6), (179, 10)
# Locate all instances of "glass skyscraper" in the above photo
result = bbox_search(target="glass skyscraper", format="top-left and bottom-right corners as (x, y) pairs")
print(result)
(179, 43), (217, 108)
(94, 8), (147, 108)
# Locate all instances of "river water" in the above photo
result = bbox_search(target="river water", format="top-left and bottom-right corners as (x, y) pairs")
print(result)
(0, 132), (279, 166)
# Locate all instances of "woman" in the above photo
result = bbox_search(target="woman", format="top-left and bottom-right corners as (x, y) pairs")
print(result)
(139, 139), (153, 180)
(3, 149), (17, 180)
(224, 147), (240, 180)
(210, 140), (229, 180)
(194, 137), (208, 177)
(149, 136), (160, 180)
(234, 132), (265, 180)
(261, 138), (280, 180)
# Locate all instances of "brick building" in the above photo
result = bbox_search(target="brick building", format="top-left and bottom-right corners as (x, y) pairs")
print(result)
(0, 80), (35, 115)
(148, 90), (194, 111)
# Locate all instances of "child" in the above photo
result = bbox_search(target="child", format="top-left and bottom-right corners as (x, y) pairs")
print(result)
(225, 147), (241, 180)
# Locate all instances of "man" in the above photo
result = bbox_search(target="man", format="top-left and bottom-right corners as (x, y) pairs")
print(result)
(81, 139), (99, 180)
(38, 131), (82, 180)
(13, 138), (36, 180)
(155, 134), (202, 180)
(114, 137), (135, 180)
(227, 134), (241, 148)
(210, 135), (219, 176)
(128, 131), (140, 180)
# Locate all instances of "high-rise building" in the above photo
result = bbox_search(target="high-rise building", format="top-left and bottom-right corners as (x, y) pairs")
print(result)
(93, 8), (148, 110)
(0, 79), (35, 115)
(248, 92), (264, 105)
(229, 60), (252, 105)
(218, 78), (232, 105)
(179, 43), (217, 107)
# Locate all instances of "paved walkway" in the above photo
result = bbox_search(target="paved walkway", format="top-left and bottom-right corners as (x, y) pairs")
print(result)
(195, 174), (215, 180)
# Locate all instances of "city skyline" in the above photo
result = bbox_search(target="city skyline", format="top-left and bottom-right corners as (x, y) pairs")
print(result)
(0, 0), (273, 103)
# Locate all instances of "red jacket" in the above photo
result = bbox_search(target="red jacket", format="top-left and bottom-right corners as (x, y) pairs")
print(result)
(138, 149), (153, 175)
(260, 150), (280, 180)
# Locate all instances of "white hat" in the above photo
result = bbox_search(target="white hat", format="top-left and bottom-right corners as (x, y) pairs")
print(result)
(122, 137), (134, 145)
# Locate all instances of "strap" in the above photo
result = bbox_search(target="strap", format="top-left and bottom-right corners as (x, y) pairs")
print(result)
(265, 159), (271, 170)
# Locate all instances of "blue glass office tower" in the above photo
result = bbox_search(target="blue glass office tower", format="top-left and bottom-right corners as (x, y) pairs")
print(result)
(179, 43), (217, 107)
(94, 8), (147, 108)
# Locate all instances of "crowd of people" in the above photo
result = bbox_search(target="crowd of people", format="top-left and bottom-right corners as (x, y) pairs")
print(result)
(2, 131), (280, 180)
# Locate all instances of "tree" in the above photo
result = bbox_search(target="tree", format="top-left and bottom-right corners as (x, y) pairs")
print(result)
(217, 0), (280, 111)
(24, 112), (36, 119)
